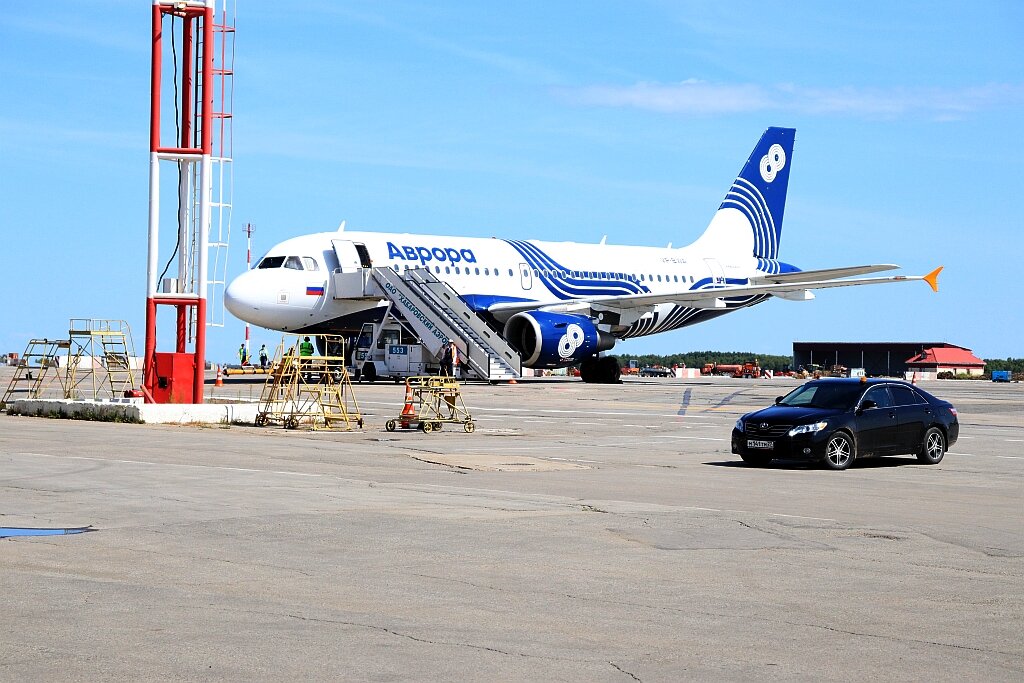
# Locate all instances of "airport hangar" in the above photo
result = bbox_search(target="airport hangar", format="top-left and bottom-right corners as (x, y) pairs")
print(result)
(791, 341), (985, 377)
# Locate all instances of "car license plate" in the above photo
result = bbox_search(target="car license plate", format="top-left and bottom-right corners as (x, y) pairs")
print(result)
(747, 439), (774, 449)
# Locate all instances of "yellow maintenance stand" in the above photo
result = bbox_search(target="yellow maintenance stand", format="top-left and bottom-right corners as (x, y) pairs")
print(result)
(1, 319), (138, 409)
(254, 335), (363, 430)
(385, 376), (475, 434)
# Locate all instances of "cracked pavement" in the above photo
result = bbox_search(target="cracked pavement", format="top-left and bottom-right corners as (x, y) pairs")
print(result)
(1, 376), (1022, 680)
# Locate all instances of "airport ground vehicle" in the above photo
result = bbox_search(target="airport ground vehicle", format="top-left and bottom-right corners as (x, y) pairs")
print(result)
(992, 370), (1012, 382)
(702, 361), (761, 378)
(731, 378), (959, 470)
(639, 366), (673, 377)
(353, 321), (438, 382)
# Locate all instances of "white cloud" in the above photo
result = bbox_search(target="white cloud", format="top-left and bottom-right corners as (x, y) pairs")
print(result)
(561, 80), (1024, 120)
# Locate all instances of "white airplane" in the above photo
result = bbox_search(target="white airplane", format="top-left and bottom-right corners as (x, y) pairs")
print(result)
(225, 127), (941, 383)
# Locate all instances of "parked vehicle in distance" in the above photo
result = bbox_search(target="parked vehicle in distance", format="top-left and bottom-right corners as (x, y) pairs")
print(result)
(639, 366), (673, 377)
(702, 361), (762, 378)
(731, 378), (959, 470)
(991, 370), (1012, 382)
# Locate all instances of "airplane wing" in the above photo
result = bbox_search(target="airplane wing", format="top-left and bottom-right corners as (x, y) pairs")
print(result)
(749, 264), (900, 284)
(487, 266), (943, 317)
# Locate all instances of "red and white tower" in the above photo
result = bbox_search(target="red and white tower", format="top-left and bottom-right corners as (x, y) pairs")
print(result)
(144, 0), (234, 403)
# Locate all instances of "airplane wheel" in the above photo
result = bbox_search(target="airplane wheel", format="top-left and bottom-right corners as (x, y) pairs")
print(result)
(600, 356), (621, 383)
(464, 421), (475, 433)
(385, 420), (396, 432)
(579, 357), (597, 383)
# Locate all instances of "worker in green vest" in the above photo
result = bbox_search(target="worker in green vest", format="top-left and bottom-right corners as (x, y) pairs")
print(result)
(299, 337), (315, 357)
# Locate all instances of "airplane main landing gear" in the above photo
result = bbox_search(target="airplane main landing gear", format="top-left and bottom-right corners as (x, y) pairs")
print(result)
(579, 355), (621, 384)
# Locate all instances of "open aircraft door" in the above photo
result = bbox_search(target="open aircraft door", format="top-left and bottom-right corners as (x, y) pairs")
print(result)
(332, 240), (362, 272)
(332, 239), (374, 299)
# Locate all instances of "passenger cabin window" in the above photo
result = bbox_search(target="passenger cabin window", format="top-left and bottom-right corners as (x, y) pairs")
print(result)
(302, 257), (319, 271)
(257, 256), (285, 269)
(890, 385), (926, 406)
(862, 386), (894, 409)
(284, 256), (303, 270)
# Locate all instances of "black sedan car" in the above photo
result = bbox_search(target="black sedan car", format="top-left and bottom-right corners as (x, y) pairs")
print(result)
(731, 378), (959, 470)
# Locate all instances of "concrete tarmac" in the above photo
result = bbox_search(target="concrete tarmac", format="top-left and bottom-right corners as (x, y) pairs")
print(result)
(1, 375), (1021, 681)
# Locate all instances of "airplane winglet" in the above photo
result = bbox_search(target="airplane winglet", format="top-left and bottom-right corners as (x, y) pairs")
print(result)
(924, 266), (943, 293)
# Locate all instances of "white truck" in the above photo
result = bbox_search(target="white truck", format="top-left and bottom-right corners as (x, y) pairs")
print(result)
(353, 320), (442, 383)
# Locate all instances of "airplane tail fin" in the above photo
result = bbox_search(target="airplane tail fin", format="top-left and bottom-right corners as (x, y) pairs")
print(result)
(692, 127), (796, 262)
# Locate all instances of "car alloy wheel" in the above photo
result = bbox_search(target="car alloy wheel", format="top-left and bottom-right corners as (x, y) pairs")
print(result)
(824, 432), (854, 471)
(916, 427), (946, 464)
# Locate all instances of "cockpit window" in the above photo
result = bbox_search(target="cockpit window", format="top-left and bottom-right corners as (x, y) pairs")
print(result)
(257, 256), (285, 269)
(302, 257), (319, 271)
(284, 256), (303, 270)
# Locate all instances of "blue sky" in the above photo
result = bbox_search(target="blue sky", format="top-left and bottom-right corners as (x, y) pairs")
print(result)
(1, 1), (1022, 364)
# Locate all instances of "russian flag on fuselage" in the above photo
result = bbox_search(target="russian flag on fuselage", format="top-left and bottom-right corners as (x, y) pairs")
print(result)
(306, 285), (325, 296)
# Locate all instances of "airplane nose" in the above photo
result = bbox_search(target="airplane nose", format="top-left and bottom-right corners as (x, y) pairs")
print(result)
(224, 272), (263, 322)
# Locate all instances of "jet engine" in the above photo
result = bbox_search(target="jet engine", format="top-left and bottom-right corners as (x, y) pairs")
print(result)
(503, 311), (615, 368)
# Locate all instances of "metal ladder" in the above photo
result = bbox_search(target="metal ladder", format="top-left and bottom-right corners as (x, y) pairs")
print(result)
(367, 267), (521, 381)
(0, 339), (66, 409)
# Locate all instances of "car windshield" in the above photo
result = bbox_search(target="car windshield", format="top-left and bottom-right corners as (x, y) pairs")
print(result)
(778, 383), (865, 410)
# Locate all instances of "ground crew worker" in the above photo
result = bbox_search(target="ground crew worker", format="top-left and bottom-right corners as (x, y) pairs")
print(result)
(258, 344), (268, 369)
(238, 343), (248, 366)
(299, 337), (315, 357)
(440, 340), (458, 377)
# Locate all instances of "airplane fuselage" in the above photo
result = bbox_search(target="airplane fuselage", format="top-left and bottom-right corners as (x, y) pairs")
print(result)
(225, 228), (773, 340)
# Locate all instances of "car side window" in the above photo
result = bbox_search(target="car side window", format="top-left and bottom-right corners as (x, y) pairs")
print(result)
(863, 386), (893, 408)
(890, 385), (924, 406)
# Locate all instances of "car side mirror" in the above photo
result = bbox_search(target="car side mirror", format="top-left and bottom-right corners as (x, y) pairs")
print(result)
(858, 399), (877, 412)
(774, 396), (783, 404)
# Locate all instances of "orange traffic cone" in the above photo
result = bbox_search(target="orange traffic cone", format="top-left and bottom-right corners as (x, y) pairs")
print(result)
(399, 380), (416, 426)
(215, 364), (224, 387)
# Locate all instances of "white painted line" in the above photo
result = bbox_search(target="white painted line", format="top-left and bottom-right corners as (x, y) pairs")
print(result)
(1006, 439), (1024, 442)
(767, 512), (837, 522)
(652, 435), (727, 442)
(996, 456), (1022, 460)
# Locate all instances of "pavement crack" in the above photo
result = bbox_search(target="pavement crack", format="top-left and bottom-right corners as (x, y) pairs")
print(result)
(271, 612), (575, 661)
(782, 619), (1017, 657)
(610, 661), (642, 681)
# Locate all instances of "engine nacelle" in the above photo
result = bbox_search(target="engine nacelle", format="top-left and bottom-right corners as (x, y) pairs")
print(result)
(503, 311), (615, 369)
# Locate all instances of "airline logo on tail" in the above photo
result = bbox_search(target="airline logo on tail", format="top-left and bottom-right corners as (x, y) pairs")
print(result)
(760, 144), (786, 183)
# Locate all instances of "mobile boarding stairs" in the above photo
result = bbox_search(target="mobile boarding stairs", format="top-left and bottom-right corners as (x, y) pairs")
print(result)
(335, 266), (521, 382)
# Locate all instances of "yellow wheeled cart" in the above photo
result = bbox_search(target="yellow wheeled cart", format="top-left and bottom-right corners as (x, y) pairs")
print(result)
(385, 376), (475, 434)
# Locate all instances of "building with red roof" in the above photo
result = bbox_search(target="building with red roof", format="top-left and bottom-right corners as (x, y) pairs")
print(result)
(905, 346), (986, 377)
